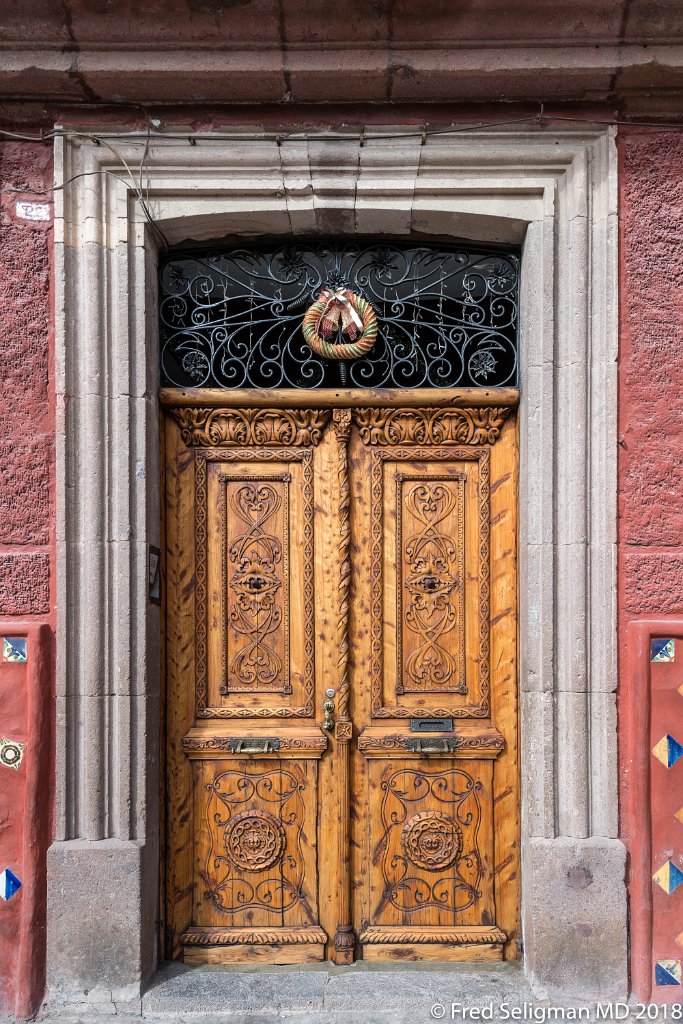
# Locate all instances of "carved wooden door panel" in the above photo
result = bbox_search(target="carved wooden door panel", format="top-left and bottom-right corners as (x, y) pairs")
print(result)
(164, 407), (333, 965)
(163, 398), (518, 966)
(347, 405), (519, 962)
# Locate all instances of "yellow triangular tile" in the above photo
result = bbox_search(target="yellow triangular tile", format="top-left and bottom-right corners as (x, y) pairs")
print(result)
(676, 807), (683, 825)
(653, 736), (671, 767)
(654, 862), (672, 892)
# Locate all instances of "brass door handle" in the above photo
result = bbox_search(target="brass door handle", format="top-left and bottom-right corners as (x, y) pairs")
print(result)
(406, 737), (458, 754)
(323, 688), (335, 731)
(227, 737), (281, 754)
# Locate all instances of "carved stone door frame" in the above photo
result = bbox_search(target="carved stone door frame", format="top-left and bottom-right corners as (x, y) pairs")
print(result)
(51, 126), (625, 1003)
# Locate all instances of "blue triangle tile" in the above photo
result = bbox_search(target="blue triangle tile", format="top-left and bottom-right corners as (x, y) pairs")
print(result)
(670, 862), (683, 893)
(668, 737), (683, 768)
(0, 868), (22, 901)
(656, 960), (682, 986)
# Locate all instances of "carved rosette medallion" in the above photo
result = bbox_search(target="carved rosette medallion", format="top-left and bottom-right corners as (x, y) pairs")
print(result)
(400, 811), (463, 872)
(223, 809), (286, 872)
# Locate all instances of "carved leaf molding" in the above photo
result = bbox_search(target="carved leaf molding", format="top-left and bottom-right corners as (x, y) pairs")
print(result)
(172, 407), (331, 447)
(353, 407), (510, 446)
(360, 926), (506, 944)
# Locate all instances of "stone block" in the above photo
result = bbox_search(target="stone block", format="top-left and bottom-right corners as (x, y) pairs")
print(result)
(143, 963), (327, 1014)
(523, 836), (628, 999)
(323, 964), (529, 1011)
(47, 839), (155, 997)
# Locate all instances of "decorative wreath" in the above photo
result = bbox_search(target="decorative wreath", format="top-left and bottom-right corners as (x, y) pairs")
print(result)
(302, 288), (378, 360)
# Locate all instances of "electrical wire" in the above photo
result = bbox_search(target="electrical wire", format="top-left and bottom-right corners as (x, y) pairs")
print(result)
(1, 106), (681, 252)
(0, 108), (683, 147)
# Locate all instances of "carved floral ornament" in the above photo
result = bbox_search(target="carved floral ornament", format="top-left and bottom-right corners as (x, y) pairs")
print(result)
(352, 407), (510, 446)
(171, 406), (510, 448)
(172, 407), (331, 447)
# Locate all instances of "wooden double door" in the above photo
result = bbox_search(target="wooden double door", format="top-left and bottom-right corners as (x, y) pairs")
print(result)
(163, 391), (519, 965)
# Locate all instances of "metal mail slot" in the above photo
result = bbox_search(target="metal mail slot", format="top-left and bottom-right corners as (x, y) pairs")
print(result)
(407, 737), (459, 754)
(227, 737), (281, 754)
(410, 717), (454, 733)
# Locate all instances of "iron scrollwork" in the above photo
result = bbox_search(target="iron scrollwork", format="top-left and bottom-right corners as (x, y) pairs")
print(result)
(379, 767), (484, 914)
(160, 242), (519, 390)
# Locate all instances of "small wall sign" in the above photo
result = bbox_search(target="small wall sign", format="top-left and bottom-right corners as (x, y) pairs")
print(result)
(15, 201), (51, 222)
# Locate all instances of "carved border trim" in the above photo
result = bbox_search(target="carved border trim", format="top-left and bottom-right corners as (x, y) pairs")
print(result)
(195, 448), (315, 719)
(331, 408), (355, 963)
(182, 926), (328, 946)
(370, 447), (491, 719)
(360, 926), (506, 944)
(333, 409), (353, 726)
(171, 407), (331, 447)
(353, 407), (510, 446)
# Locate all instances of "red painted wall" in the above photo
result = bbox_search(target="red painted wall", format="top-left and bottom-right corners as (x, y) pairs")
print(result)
(0, 141), (55, 1018)
(618, 130), (683, 1000)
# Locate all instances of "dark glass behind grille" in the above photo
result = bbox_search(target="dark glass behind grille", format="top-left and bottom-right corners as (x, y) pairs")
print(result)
(159, 241), (519, 389)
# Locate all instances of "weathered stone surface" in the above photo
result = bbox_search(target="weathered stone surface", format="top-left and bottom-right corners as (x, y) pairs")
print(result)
(47, 840), (150, 996)
(1, 2), (683, 109)
(144, 963), (327, 1014)
(323, 964), (529, 1011)
(523, 837), (628, 1000)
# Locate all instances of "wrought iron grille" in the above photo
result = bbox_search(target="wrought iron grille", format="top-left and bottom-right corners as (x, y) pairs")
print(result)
(159, 241), (519, 389)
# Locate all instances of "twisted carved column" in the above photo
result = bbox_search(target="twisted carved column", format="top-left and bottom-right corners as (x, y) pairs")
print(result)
(332, 408), (355, 964)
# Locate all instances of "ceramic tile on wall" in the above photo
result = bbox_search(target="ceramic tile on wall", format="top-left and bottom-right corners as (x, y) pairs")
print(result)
(656, 960), (682, 986)
(653, 860), (683, 895)
(0, 738), (25, 771)
(651, 638), (676, 663)
(652, 734), (683, 768)
(2, 637), (27, 663)
(0, 868), (22, 901)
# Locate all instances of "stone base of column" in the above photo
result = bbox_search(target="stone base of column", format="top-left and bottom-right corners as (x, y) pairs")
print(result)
(47, 838), (158, 1003)
(523, 836), (628, 999)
